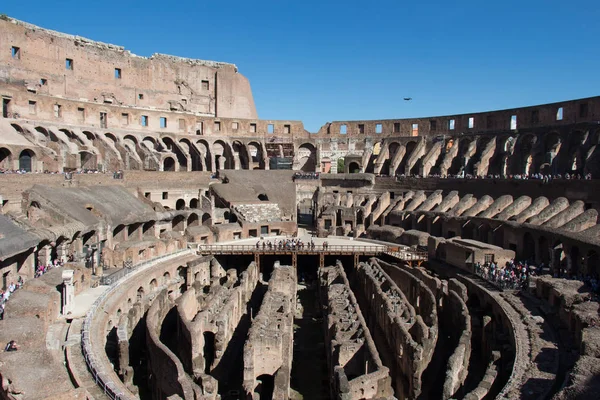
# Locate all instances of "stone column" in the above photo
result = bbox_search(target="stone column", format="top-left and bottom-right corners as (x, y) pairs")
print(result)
(62, 270), (75, 315)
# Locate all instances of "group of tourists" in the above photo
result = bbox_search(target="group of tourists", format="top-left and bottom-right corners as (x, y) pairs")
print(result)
(0, 277), (24, 320)
(474, 259), (534, 290)
(255, 238), (330, 251)
(395, 172), (593, 181)
(293, 172), (320, 180)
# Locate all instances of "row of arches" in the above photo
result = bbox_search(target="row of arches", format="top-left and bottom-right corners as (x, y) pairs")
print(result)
(0, 147), (36, 172)
(371, 128), (600, 178)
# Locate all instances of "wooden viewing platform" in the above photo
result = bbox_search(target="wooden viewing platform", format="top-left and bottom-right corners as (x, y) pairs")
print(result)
(190, 244), (428, 267)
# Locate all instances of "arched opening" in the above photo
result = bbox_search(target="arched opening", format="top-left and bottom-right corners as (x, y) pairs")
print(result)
(570, 246), (580, 276)
(398, 141), (417, 174)
(187, 213), (199, 227)
(113, 224), (126, 242)
(202, 213), (212, 226)
(255, 374), (275, 400)
(143, 221), (155, 236)
(177, 266), (187, 287)
(232, 141), (249, 169)
(552, 241), (566, 274)
(0, 147), (12, 170)
(247, 141), (264, 169)
(172, 215), (185, 232)
(80, 151), (96, 170)
(258, 193), (269, 201)
(163, 157), (175, 171)
(492, 226), (504, 247)
(196, 140), (212, 171)
(176, 199), (186, 210)
(297, 143), (316, 172)
(163, 272), (171, 285)
(586, 250), (599, 276)
(348, 161), (360, 173)
(162, 137), (187, 170)
(180, 139), (203, 171)
(189, 198), (199, 209)
(137, 286), (145, 300)
(19, 149), (34, 172)
(539, 236), (550, 265)
(203, 332), (216, 374)
(478, 223), (491, 244)
(149, 278), (158, 290)
(523, 232), (535, 262)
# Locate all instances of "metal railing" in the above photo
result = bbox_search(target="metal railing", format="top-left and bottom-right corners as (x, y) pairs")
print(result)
(100, 249), (188, 285)
(196, 244), (384, 253)
(193, 244), (428, 260)
(81, 248), (192, 400)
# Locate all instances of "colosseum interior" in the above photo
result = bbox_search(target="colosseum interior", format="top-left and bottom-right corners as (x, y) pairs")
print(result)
(0, 15), (599, 400)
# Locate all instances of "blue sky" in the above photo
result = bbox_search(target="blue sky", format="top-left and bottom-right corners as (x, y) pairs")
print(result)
(2, 0), (599, 131)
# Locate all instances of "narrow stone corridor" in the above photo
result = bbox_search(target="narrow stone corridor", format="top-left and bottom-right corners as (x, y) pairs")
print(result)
(290, 283), (330, 400)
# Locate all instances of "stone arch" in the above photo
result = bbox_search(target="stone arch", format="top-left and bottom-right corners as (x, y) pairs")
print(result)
(539, 236), (550, 265)
(398, 140), (417, 174)
(509, 134), (537, 175)
(162, 136), (187, 170)
(448, 138), (476, 176)
(552, 240), (566, 273)
(492, 225), (504, 247)
(176, 199), (186, 210)
(478, 222), (492, 244)
(163, 157), (176, 171)
(247, 141), (265, 169)
(180, 138), (203, 171)
(113, 224), (126, 242)
(0, 147), (12, 169)
(187, 213), (199, 227)
(18, 149), (35, 172)
(189, 198), (199, 209)
(348, 161), (360, 173)
(196, 139), (212, 171)
(232, 140), (249, 170)
(149, 278), (158, 290)
(142, 136), (159, 151)
(137, 286), (145, 300)
(79, 150), (97, 170)
(105, 132), (119, 144)
(562, 130), (587, 175)
(163, 271), (171, 285)
(586, 250), (599, 276)
(202, 213), (212, 225)
(172, 215), (185, 232)
(82, 130), (97, 142)
(539, 132), (561, 174)
(60, 128), (84, 147)
(523, 232), (535, 262)
(570, 245), (581, 276)
(213, 140), (233, 170)
(143, 220), (155, 236)
(385, 141), (402, 175)
(297, 143), (316, 172)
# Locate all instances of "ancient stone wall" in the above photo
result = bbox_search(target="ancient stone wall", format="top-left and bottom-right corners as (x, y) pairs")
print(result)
(243, 262), (296, 399)
(0, 17), (256, 120)
(319, 261), (394, 400)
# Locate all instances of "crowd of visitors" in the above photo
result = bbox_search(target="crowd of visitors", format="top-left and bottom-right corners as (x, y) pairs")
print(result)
(0, 277), (23, 320)
(0, 168), (123, 177)
(474, 259), (535, 290)
(293, 172), (320, 180)
(395, 172), (593, 181)
(255, 238), (329, 250)
(0, 257), (67, 320)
